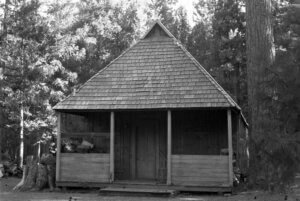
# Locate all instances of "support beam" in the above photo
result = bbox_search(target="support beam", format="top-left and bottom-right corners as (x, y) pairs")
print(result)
(227, 109), (233, 186)
(130, 131), (136, 179)
(167, 110), (172, 185)
(110, 111), (115, 183)
(56, 112), (61, 182)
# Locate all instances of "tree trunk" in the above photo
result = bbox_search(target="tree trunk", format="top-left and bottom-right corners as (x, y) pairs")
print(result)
(19, 104), (24, 168)
(245, 0), (275, 183)
(0, 107), (3, 161)
(13, 165), (28, 191)
(20, 156), (38, 191)
(13, 154), (56, 191)
(1, 0), (9, 40)
(35, 164), (48, 190)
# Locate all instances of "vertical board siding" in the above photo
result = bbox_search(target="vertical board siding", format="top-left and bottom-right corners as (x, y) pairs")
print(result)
(172, 155), (229, 187)
(60, 153), (110, 182)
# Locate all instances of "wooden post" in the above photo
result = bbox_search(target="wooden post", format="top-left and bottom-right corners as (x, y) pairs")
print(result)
(167, 110), (172, 185)
(110, 111), (115, 182)
(227, 109), (233, 186)
(55, 112), (61, 182)
(130, 130), (136, 179)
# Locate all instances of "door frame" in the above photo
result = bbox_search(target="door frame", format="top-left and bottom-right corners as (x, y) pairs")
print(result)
(114, 111), (165, 183)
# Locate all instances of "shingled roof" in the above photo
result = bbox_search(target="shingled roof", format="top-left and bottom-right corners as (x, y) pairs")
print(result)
(54, 21), (240, 110)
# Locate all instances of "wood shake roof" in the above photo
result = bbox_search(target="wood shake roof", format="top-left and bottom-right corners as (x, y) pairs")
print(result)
(54, 21), (239, 110)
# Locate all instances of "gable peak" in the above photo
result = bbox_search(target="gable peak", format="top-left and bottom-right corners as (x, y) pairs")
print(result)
(142, 21), (175, 39)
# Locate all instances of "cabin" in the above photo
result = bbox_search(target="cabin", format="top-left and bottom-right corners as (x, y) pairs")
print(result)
(53, 21), (249, 192)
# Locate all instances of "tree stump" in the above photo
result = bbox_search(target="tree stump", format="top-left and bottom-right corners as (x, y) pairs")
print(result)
(41, 153), (56, 191)
(47, 164), (55, 191)
(13, 154), (56, 191)
(35, 163), (48, 190)
(20, 156), (38, 191)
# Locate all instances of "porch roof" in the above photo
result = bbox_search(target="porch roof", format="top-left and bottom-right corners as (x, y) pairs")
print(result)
(54, 21), (240, 110)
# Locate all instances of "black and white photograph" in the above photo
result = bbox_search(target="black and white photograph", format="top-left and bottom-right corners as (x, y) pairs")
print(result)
(0, 0), (300, 200)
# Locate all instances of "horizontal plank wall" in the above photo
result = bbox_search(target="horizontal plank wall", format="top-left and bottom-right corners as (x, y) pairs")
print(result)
(171, 155), (229, 187)
(60, 153), (110, 182)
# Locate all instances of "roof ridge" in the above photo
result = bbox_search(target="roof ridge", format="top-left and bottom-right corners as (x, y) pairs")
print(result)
(53, 40), (142, 109)
(173, 39), (240, 110)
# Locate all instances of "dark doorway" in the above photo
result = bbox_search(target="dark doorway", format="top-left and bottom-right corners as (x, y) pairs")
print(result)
(136, 120), (156, 180)
(115, 111), (166, 183)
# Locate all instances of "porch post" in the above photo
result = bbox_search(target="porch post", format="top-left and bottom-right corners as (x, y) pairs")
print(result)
(55, 112), (61, 182)
(110, 111), (115, 182)
(167, 110), (172, 185)
(227, 109), (233, 186)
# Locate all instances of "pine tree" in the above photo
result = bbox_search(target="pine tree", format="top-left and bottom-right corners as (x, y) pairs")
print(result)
(212, 0), (247, 108)
(189, 0), (247, 109)
(0, 0), (77, 166)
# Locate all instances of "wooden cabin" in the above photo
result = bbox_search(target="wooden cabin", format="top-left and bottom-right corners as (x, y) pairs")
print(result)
(53, 21), (249, 192)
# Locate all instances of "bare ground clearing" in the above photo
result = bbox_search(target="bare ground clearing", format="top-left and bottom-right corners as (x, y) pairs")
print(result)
(1, 177), (300, 201)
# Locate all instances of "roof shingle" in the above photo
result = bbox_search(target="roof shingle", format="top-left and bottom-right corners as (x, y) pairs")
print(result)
(54, 22), (239, 110)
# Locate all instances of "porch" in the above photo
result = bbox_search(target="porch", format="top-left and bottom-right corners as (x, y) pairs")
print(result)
(55, 109), (236, 190)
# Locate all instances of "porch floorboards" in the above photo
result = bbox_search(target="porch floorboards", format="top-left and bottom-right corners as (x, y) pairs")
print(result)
(56, 181), (232, 193)
(99, 187), (178, 196)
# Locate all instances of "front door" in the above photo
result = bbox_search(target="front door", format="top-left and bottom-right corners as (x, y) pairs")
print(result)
(135, 120), (156, 180)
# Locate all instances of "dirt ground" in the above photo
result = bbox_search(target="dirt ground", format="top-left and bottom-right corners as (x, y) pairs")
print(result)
(1, 177), (300, 201)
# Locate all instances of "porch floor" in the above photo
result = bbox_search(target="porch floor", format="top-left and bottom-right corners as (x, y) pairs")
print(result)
(99, 187), (178, 196)
(56, 181), (232, 193)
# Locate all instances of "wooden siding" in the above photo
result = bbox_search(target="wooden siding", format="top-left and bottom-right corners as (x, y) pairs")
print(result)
(60, 153), (110, 182)
(171, 155), (229, 187)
